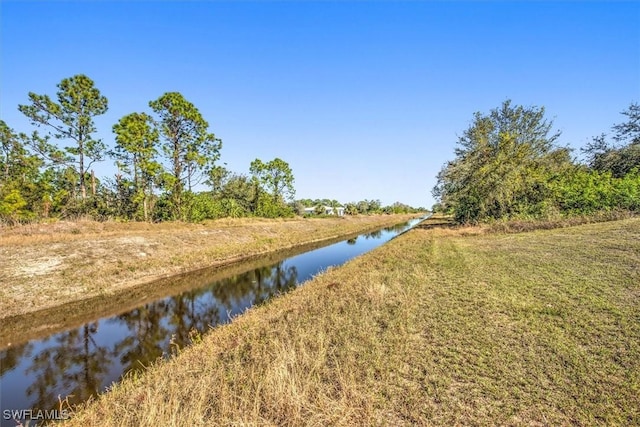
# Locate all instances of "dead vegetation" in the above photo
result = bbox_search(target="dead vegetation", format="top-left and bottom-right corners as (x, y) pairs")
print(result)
(62, 217), (640, 426)
(0, 215), (419, 319)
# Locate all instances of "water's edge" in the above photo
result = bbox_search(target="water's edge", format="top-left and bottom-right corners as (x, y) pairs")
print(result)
(0, 216), (427, 425)
(0, 217), (423, 349)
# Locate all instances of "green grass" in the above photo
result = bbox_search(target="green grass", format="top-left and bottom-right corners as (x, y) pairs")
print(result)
(64, 217), (640, 426)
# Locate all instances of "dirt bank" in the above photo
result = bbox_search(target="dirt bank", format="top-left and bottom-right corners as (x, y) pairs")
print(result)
(61, 217), (640, 426)
(0, 214), (419, 321)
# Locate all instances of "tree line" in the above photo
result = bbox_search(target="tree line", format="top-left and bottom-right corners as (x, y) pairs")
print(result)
(0, 74), (420, 224)
(433, 100), (640, 223)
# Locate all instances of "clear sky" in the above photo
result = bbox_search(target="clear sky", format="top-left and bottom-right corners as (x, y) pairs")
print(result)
(1, 1), (638, 208)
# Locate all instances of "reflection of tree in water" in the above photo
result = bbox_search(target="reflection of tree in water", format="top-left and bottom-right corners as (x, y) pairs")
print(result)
(10, 260), (302, 415)
(364, 229), (383, 239)
(383, 222), (409, 233)
(1, 342), (33, 375)
(363, 222), (410, 239)
(253, 262), (298, 306)
(25, 323), (112, 410)
(168, 288), (223, 348)
(110, 262), (299, 363)
(111, 301), (172, 374)
(209, 261), (298, 309)
(346, 237), (358, 245)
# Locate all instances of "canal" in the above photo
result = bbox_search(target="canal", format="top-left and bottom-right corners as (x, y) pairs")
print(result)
(0, 217), (424, 425)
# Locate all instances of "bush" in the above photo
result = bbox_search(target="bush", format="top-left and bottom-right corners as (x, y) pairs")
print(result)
(186, 193), (224, 222)
(0, 189), (29, 224)
(552, 168), (640, 215)
(151, 195), (175, 222)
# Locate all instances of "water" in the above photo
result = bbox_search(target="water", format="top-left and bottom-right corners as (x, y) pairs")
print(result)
(0, 218), (423, 425)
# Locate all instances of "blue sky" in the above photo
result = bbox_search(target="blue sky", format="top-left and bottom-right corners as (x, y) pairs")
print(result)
(1, 1), (638, 208)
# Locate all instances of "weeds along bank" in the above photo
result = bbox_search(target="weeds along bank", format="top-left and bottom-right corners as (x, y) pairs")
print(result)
(0, 214), (419, 319)
(63, 217), (640, 426)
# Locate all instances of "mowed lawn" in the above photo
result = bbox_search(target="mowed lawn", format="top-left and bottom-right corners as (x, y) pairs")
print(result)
(66, 218), (640, 426)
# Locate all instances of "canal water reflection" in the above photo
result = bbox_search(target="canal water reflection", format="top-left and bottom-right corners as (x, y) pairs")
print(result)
(0, 218), (422, 425)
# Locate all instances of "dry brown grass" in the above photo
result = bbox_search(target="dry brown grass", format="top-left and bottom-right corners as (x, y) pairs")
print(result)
(484, 209), (637, 234)
(0, 214), (419, 320)
(62, 217), (640, 426)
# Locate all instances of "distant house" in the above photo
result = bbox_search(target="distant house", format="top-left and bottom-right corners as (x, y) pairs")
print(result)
(303, 205), (345, 216)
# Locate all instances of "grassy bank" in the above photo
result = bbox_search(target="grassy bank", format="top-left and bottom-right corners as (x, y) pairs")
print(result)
(0, 214), (418, 320)
(64, 217), (640, 426)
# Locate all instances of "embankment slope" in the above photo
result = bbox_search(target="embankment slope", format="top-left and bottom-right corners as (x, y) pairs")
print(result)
(64, 217), (640, 426)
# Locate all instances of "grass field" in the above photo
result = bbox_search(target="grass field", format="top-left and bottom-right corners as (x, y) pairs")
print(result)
(0, 214), (418, 319)
(63, 217), (640, 426)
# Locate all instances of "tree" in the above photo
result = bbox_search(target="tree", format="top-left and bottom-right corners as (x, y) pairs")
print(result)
(149, 92), (221, 220)
(18, 74), (108, 200)
(1, 121), (40, 186)
(0, 189), (28, 223)
(356, 200), (370, 214)
(612, 102), (640, 145)
(112, 112), (161, 221)
(582, 102), (640, 178)
(433, 100), (571, 223)
(249, 158), (296, 202)
(0, 120), (19, 183)
(367, 199), (381, 213)
(344, 202), (358, 215)
(219, 173), (258, 215)
(249, 158), (296, 218)
(431, 202), (444, 213)
(207, 164), (230, 197)
(385, 201), (415, 214)
(0, 121), (44, 222)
